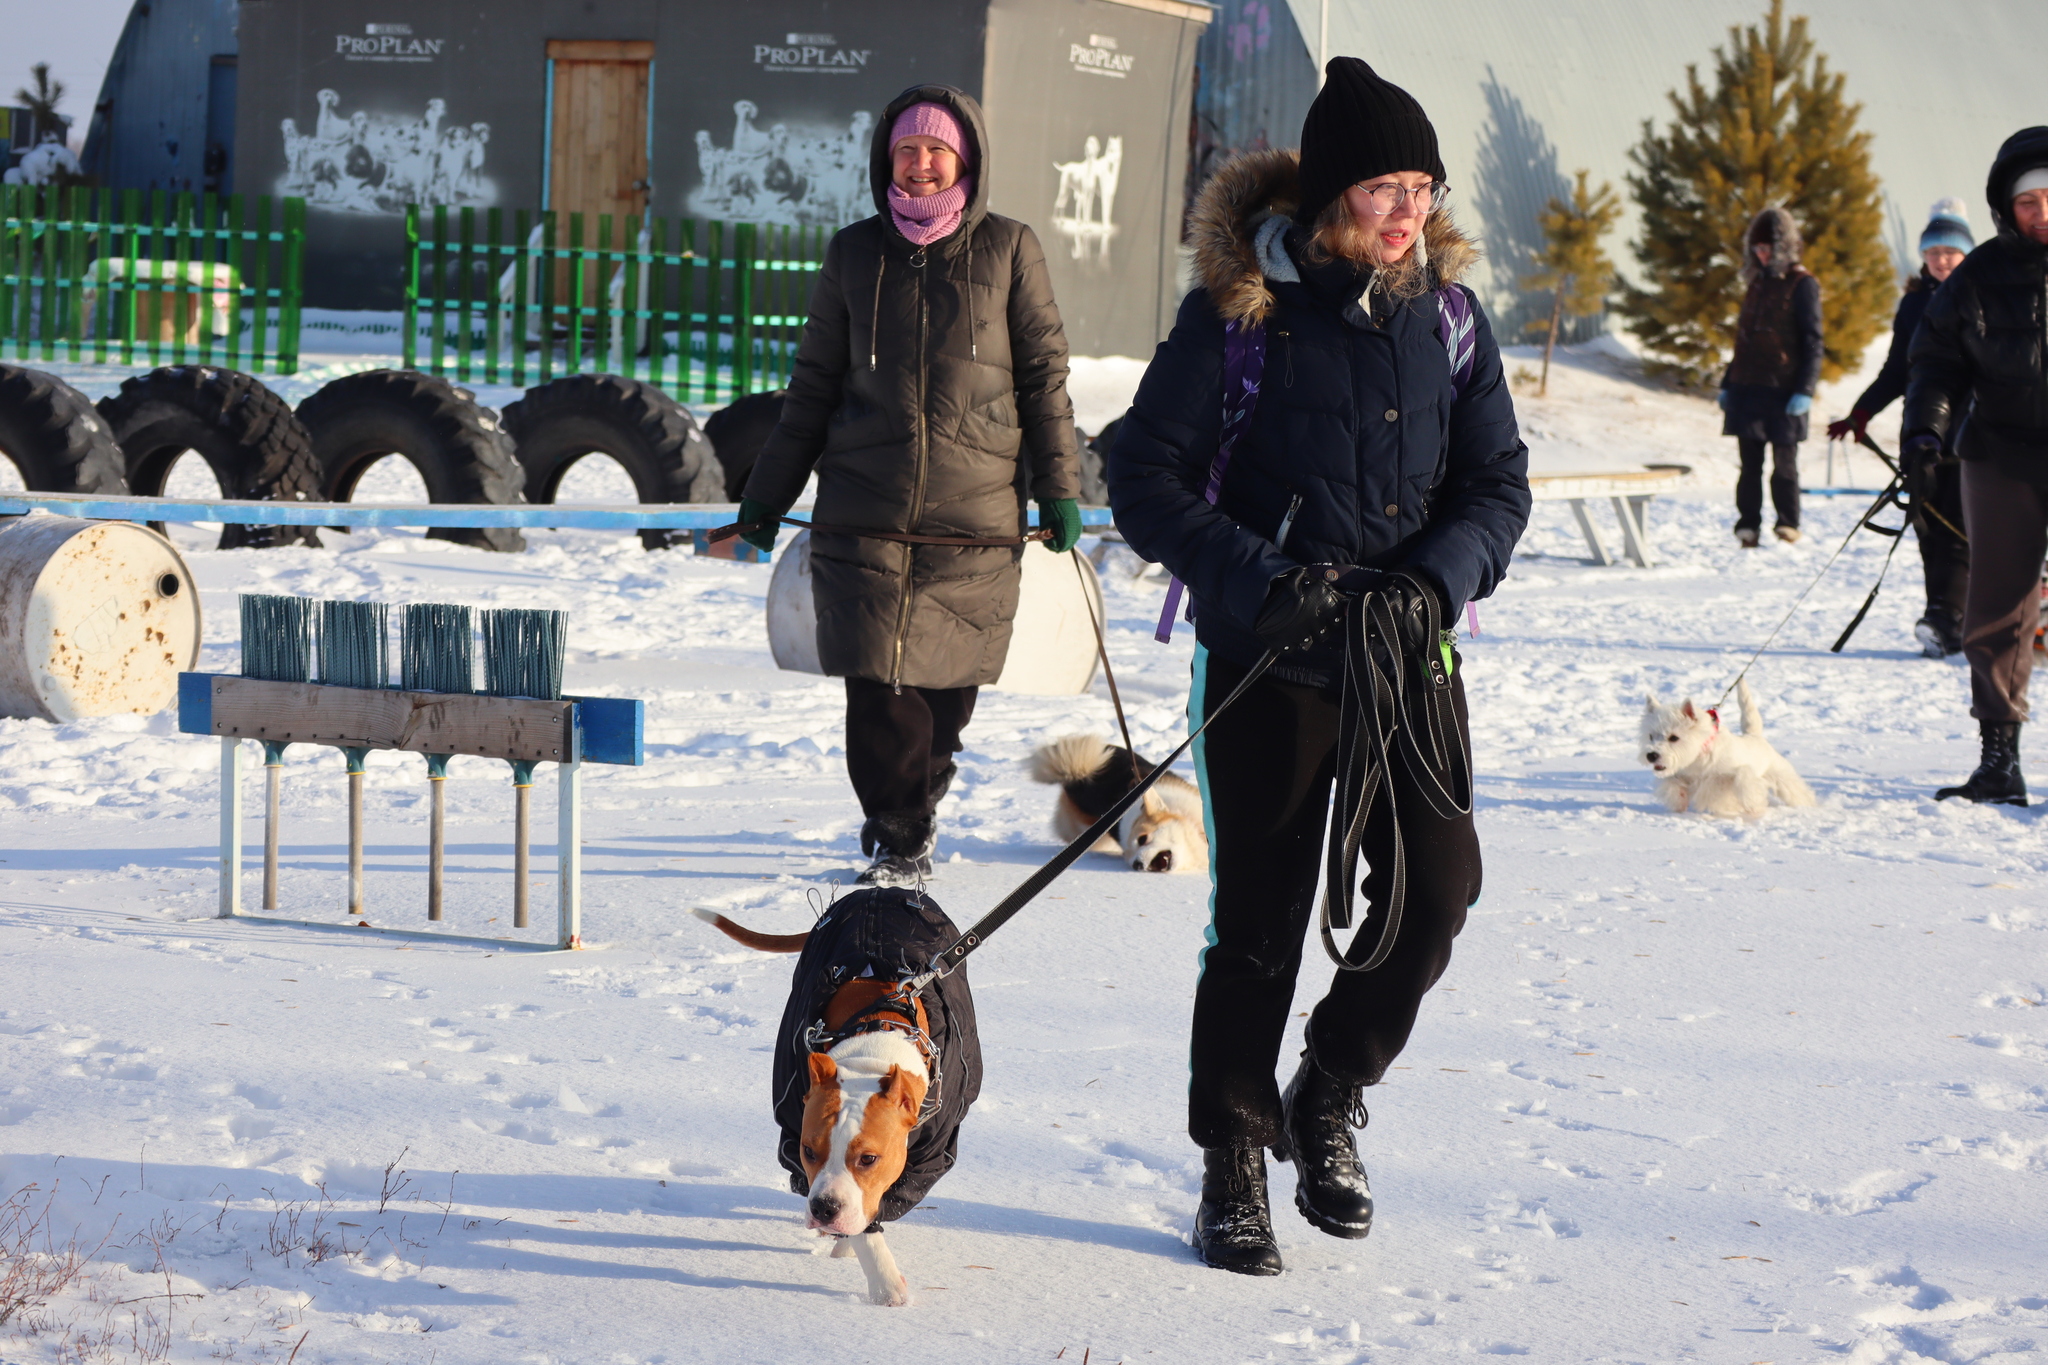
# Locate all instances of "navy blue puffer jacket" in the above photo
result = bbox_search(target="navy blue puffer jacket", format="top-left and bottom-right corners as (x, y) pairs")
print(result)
(1107, 150), (1530, 685)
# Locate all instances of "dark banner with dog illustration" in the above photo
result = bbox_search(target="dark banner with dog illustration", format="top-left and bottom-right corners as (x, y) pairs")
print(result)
(237, 0), (1205, 351)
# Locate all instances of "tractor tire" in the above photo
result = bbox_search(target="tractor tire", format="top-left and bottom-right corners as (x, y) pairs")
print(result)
(703, 388), (786, 501)
(97, 365), (322, 549)
(503, 374), (723, 551)
(296, 369), (526, 553)
(0, 364), (128, 494)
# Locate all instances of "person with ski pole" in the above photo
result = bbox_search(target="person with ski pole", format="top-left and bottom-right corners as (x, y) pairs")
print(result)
(736, 86), (1082, 886)
(1828, 199), (1975, 657)
(1720, 207), (1824, 547)
(1906, 127), (2048, 806)
(1107, 59), (1529, 1276)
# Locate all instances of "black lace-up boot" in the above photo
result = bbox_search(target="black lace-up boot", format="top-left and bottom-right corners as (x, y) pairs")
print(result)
(1193, 1146), (1284, 1275)
(1936, 721), (2028, 806)
(1271, 1050), (1375, 1238)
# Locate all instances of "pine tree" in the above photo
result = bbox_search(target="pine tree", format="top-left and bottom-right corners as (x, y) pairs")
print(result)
(1521, 171), (1621, 397)
(14, 64), (65, 145)
(1618, 0), (1894, 385)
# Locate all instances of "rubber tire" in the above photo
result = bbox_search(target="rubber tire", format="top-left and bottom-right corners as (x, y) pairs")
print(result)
(1080, 417), (1117, 506)
(0, 364), (128, 494)
(296, 369), (526, 553)
(503, 373), (724, 551)
(97, 365), (322, 549)
(703, 389), (786, 501)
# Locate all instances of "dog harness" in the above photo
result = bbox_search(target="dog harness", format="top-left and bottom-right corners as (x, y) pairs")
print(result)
(801, 977), (943, 1126)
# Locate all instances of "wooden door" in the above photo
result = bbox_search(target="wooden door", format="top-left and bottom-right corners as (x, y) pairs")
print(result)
(548, 40), (651, 223)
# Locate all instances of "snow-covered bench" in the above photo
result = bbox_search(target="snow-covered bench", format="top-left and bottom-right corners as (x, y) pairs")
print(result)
(1527, 466), (1690, 568)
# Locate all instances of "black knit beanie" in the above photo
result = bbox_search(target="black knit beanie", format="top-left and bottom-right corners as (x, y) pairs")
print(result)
(1295, 58), (1446, 226)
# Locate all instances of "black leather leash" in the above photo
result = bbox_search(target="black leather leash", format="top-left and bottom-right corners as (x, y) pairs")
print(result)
(1318, 579), (1473, 973)
(901, 647), (1278, 993)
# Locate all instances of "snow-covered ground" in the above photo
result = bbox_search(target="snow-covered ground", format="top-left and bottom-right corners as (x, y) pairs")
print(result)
(2, 341), (2045, 1363)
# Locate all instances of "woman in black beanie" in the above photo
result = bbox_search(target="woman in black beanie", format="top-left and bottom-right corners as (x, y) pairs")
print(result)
(1109, 59), (1529, 1275)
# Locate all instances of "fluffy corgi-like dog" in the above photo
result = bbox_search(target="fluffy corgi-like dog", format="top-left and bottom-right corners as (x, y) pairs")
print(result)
(1029, 734), (1208, 874)
(1639, 678), (1816, 818)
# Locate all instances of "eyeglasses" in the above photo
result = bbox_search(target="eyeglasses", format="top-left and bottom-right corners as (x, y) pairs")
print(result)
(1353, 181), (1450, 215)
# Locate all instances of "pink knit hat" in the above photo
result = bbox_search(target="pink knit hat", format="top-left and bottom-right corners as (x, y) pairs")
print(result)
(889, 102), (970, 165)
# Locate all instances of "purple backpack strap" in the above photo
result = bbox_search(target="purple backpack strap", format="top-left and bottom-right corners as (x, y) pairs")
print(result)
(1156, 317), (1266, 642)
(1436, 283), (1477, 398)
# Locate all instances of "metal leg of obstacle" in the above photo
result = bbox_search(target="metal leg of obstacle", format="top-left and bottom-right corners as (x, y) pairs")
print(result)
(425, 754), (451, 922)
(1567, 497), (1617, 565)
(343, 747), (370, 919)
(510, 760), (538, 930)
(558, 758), (583, 949)
(218, 737), (243, 918)
(1611, 494), (1657, 568)
(261, 741), (288, 911)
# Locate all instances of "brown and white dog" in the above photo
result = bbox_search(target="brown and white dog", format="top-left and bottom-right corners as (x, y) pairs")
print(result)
(1030, 734), (1209, 874)
(692, 906), (931, 1306)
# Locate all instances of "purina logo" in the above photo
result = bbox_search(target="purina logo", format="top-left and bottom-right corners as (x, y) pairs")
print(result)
(337, 23), (445, 62)
(1070, 33), (1134, 78)
(754, 33), (874, 74)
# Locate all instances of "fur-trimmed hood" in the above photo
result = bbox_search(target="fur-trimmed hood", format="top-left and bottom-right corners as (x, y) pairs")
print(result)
(1742, 206), (1805, 282)
(1187, 148), (1478, 324)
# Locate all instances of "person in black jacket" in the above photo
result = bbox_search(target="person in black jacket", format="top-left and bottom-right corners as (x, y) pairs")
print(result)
(1906, 127), (2048, 806)
(1828, 199), (1975, 656)
(1107, 60), (1529, 1276)
(1719, 207), (1824, 546)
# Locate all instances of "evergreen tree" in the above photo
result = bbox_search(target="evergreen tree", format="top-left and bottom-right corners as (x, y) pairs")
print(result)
(1521, 170), (1621, 397)
(13, 64), (65, 145)
(1618, 0), (1894, 385)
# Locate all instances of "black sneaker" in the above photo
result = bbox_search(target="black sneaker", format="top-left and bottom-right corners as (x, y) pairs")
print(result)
(1193, 1146), (1283, 1275)
(1272, 1052), (1374, 1239)
(1914, 614), (1964, 659)
(855, 848), (932, 888)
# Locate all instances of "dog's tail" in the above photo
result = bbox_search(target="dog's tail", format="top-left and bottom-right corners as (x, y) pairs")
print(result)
(1736, 677), (1765, 736)
(691, 907), (809, 953)
(1029, 734), (1115, 786)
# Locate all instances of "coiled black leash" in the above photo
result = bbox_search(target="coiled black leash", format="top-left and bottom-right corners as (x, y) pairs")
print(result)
(1319, 578), (1473, 972)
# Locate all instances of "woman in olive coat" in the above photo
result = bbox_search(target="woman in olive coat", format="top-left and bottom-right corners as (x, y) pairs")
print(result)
(740, 84), (1081, 886)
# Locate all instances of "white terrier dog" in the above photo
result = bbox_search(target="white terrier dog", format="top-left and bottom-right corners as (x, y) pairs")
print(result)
(1639, 678), (1815, 817)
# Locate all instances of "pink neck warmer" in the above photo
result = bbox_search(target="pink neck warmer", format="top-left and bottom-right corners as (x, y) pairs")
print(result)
(888, 177), (972, 246)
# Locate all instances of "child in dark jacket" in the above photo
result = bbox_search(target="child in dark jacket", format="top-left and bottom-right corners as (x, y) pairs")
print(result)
(1829, 199), (1975, 656)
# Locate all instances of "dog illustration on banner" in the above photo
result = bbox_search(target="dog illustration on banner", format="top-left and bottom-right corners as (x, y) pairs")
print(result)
(279, 90), (493, 214)
(688, 100), (872, 227)
(1051, 135), (1122, 263)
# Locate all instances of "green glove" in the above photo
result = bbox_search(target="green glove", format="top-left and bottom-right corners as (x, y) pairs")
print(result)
(737, 497), (781, 554)
(1038, 497), (1082, 554)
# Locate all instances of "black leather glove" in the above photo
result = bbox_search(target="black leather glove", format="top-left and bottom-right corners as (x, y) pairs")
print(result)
(1253, 566), (1354, 654)
(1382, 571), (1443, 655)
(1901, 433), (1943, 474)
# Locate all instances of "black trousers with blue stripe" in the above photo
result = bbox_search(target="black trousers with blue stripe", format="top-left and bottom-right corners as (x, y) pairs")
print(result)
(1188, 648), (1483, 1150)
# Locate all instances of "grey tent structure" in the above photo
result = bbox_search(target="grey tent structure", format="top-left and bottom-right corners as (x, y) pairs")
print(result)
(82, 0), (240, 196)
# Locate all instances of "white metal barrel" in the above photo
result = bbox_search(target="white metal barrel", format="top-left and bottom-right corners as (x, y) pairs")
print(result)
(0, 515), (202, 722)
(764, 529), (1104, 695)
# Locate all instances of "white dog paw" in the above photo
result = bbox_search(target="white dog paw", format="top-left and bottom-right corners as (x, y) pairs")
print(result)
(869, 1276), (910, 1307)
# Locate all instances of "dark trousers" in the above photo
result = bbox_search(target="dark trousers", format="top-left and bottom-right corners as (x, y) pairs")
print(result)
(1911, 457), (1970, 627)
(1960, 461), (2046, 724)
(1735, 437), (1801, 531)
(843, 677), (978, 853)
(1186, 648), (1483, 1150)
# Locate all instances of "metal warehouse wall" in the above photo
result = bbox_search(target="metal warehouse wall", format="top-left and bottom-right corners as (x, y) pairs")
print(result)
(83, 0), (241, 194)
(1258, 0), (2048, 338)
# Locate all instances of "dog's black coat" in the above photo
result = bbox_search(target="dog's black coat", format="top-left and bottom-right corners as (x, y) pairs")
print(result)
(1058, 745), (1160, 821)
(772, 887), (982, 1223)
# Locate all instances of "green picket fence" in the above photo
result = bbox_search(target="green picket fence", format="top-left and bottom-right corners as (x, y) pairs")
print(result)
(0, 186), (306, 373)
(403, 204), (833, 402)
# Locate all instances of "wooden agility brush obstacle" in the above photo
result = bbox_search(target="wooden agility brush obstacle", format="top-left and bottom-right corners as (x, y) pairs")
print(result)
(177, 596), (642, 951)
